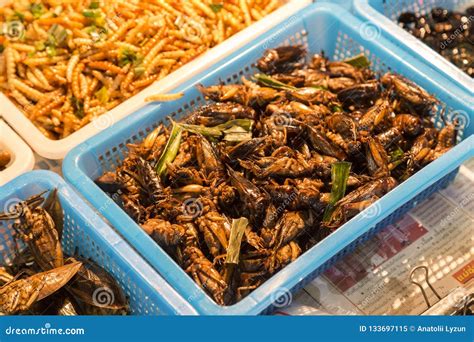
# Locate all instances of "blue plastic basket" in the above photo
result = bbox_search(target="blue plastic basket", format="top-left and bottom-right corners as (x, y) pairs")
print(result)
(63, 3), (474, 315)
(353, 0), (474, 98)
(0, 171), (197, 315)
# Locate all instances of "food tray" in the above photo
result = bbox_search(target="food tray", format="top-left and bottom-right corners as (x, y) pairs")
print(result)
(63, 3), (474, 315)
(353, 0), (474, 98)
(0, 119), (35, 186)
(0, 0), (310, 160)
(0, 170), (197, 315)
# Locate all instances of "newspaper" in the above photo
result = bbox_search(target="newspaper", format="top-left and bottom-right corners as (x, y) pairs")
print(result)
(282, 161), (474, 316)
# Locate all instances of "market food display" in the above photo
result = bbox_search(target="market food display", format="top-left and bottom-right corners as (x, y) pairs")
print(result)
(0, 0), (284, 139)
(95, 46), (457, 306)
(398, 6), (474, 77)
(0, 190), (129, 315)
(0, 149), (11, 171)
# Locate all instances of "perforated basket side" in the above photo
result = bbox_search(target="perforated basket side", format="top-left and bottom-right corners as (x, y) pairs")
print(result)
(0, 171), (196, 315)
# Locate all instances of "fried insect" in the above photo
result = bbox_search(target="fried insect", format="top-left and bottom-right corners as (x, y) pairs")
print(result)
(196, 212), (230, 258)
(0, 262), (82, 314)
(381, 73), (438, 115)
(141, 219), (186, 247)
(366, 137), (390, 178)
(325, 177), (398, 228)
(1, 195), (63, 271)
(257, 45), (306, 74)
(261, 211), (306, 249)
(338, 82), (380, 108)
(182, 246), (227, 305)
(228, 167), (270, 226)
(67, 257), (128, 313)
(265, 241), (302, 274)
(187, 103), (256, 126)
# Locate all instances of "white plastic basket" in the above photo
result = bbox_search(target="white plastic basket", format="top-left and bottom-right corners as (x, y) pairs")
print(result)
(353, 0), (474, 98)
(0, 119), (35, 186)
(0, 0), (311, 160)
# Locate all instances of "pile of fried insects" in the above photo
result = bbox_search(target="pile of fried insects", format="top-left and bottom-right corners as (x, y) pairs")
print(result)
(0, 190), (129, 315)
(96, 45), (457, 305)
(398, 5), (474, 77)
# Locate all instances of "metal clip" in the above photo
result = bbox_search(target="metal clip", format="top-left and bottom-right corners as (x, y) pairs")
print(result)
(410, 265), (473, 315)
